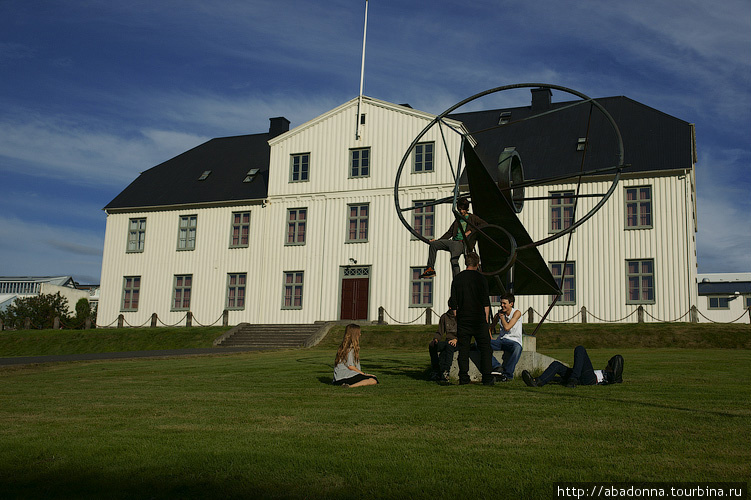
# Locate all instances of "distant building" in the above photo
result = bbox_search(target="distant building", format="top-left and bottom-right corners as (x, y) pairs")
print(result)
(0, 276), (95, 312)
(98, 91), (698, 325)
(697, 273), (751, 323)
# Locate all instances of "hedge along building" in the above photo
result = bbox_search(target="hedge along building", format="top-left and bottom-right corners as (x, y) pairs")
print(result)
(98, 91), (698, 326)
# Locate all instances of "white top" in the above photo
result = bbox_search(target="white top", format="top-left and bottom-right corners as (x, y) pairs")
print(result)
(499, 306), (523, 347)
(333, 350), (361, 382)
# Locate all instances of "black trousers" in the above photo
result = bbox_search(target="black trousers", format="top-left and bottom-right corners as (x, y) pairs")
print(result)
(457, 321), (493, 384)
(537, 345), (597, 386)
(429, 340), (457, 373)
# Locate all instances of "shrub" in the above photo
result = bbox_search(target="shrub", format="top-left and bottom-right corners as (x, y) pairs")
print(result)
(0, 292), (71, 329)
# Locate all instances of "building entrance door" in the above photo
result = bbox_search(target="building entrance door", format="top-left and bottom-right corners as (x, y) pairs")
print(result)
(340, 266), (370, 321)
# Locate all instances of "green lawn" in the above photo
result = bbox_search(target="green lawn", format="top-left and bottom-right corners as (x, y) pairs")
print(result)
(1, 343), (749, 499)
(0, 326), (226, 356)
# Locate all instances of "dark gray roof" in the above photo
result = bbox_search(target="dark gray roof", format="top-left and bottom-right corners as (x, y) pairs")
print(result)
(104, 132), (276, 211)
(104, 96), (693, 211)
(698, 282), (751, 295)
(449, 96), (694, 181)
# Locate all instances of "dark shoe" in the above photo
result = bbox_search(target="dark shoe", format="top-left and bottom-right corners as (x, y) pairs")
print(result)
(420, 267), (436, 278)
(565, 378), (578, 388)
(522, 370), (538, 387)
(490, 367), (504, 376)
(483, 379), (495, 386)
(604, 354), (624, 384)
(430, 371), (441, 381)
(494, 373), (510, 382)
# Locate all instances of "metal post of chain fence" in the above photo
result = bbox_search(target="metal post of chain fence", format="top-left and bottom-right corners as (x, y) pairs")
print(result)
(747, 306), (750, 324)
(381, 307), (428, 325)
(186, 311), (192, 327)
(527, 307), (534, 324)
(223, 310), (229, 327)
(690, 305), (699, 323)
(117, 314), (124, 328)
(425, 308), (432, 325)
(85, 318), (91, 329)
(637, 306), (644, 323)
(24, 317), (31, 330)
(150, 313), (157, 328)
(581, 306), (587, 324)
(378, 306), (385, 324)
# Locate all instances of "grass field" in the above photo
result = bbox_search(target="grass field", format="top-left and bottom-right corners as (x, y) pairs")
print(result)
(0, 326), (749, 499)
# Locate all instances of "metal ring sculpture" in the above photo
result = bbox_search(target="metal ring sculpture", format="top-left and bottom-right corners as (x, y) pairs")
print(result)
(394, 83), (625, 276)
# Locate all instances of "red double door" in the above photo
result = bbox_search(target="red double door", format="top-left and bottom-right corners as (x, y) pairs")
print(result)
(340, 277), (369, 321)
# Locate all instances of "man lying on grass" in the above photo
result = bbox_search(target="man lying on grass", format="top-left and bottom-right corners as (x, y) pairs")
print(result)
(522, 345), (623, 388)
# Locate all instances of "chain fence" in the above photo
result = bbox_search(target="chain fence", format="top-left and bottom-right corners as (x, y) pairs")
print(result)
(1, 305), (749, 331)
(379, 305), (751, 326)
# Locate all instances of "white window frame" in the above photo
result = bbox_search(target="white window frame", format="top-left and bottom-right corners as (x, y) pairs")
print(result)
(707, 296), (730, 310)
(121, 276), (141, 312)
(410, 267), (433, 308)
(550, 191), (575, 233)
(290, 153), (310, 182)
(282, 271), (304, 310)
(172, 275), (193, 311)
(347, 203), (369, 243)
(625, 186), (653, 229)
(229, 212), (251, 248)
(177, 215), (197, 251)
(127, 218), (147, 253)
(550, 262), (576, 305)
(626, 259), (655, 305)
(412, 200), (435, 240)
(286, 208), (307, 246)
(226, 273), (247, 310)
(413, 142), (434, 173)
(350, 147), (370, 178)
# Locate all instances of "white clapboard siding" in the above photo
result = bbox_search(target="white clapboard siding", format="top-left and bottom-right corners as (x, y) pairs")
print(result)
(98, 96), (698, 326)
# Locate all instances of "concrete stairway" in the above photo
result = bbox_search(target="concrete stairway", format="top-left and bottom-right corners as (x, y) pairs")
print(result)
(213, 323), (333, 349)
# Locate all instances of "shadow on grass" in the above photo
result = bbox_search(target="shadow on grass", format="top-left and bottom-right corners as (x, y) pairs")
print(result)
(364, 358), (436, 382)
(305, 353), (436, 384)
(518, 385), (746, 419)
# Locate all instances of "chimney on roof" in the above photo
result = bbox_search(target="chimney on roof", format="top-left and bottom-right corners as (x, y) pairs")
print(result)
(531, 87), (552, 111)
(269, 117), (290, 138)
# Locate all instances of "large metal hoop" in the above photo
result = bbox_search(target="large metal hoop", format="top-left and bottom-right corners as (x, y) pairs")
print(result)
(393, 83), (626, 250)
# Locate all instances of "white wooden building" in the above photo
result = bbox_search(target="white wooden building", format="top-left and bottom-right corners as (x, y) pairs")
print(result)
(696, 273), (751, 324)
(0, 276), (93, 313)
(98, 91), (698, 325)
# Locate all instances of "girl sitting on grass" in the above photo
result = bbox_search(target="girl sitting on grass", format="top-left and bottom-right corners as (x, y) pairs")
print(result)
(332, 324), (379, 387)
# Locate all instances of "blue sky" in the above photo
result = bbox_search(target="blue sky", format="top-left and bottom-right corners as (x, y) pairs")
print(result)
(1, 0), (749, 284)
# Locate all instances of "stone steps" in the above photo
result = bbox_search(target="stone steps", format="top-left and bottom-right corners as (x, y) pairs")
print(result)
(214, 323), (331, 349)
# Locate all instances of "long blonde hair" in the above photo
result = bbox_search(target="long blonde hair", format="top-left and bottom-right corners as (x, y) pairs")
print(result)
(335, 324), (361, 365)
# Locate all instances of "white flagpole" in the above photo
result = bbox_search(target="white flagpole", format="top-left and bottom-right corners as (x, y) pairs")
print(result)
(356, 0), (368, 140)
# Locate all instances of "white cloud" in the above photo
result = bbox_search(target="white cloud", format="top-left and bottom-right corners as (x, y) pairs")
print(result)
(0, 215), (104, 283)
(695, 146), (751, 273)
(0, 114), (210, 187)
(0, 189), (107, 224)
(0, 42), (35, 61)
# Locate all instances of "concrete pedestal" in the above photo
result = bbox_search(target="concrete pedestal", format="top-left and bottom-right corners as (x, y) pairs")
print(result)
(448, 334), (559, 382)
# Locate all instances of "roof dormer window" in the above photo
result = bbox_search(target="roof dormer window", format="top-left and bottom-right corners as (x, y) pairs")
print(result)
(198, 170), (211, 181)
(499, 111), (512, 125)
(243, 168), (260, 183)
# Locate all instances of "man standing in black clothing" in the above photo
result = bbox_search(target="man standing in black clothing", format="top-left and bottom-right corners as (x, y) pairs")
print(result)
(450, 251), (494, 385)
